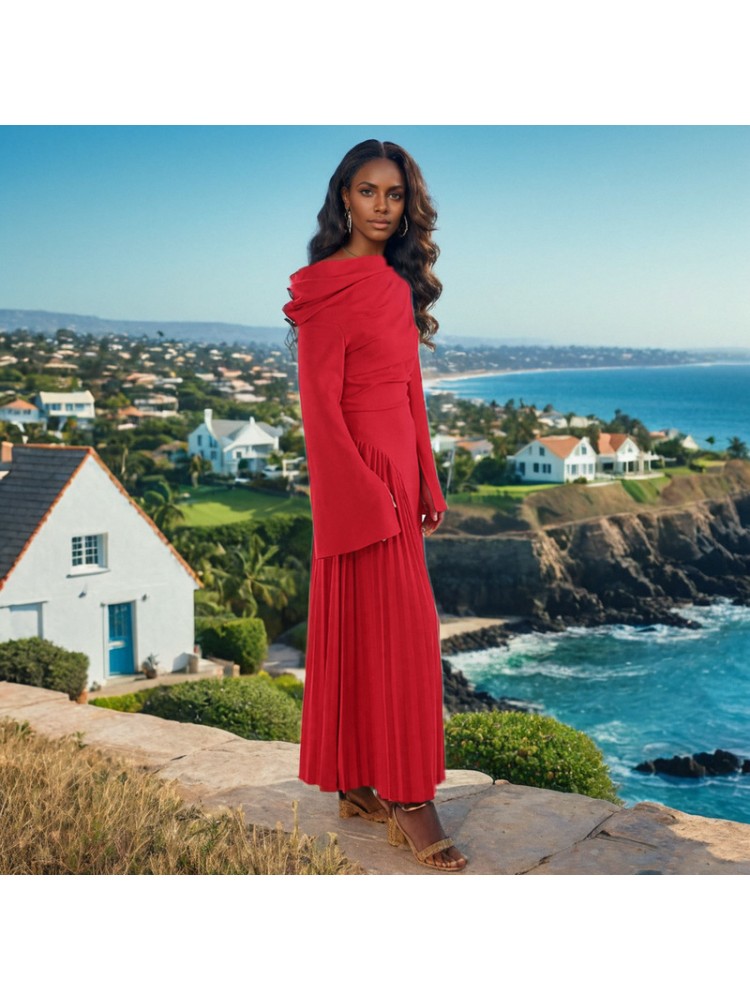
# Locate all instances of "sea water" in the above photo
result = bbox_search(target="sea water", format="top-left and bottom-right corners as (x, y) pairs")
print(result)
(446, 602), (750, 824)
(433, 362), (750, 450)
(433, 363), (750, 823)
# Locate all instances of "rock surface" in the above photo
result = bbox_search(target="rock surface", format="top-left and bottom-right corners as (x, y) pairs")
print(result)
(3, 680), (750, 875)
(636, 749), (750, 778)
(428, 473), (750, 629)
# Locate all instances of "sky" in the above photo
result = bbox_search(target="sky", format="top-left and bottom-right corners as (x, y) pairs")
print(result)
(1, 125), (748, 350)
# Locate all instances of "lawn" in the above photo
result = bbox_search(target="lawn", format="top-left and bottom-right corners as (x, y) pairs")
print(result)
(178, 485), (310, 527)
(449, 483), (560, 508)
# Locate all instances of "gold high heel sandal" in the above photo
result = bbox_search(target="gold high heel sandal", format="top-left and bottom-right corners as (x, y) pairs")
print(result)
(338, 789), (388, 823)
(387, 801), (467, 872)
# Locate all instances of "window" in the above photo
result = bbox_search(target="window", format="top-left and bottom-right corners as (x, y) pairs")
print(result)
(518, 462), (526, 474)
(539, 446), (546, 456)
(571, 464), (579, 476)
(71, 534), (106, 569)
(197, 434), (203, 445)
(542, 463), (551, 474)
(581, 444), (588, 454)
(533, 462), (539, 473)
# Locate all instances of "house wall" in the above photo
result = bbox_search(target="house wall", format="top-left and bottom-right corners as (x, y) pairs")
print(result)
(513, 443), (566, 483)
(0, 458), (197, 688)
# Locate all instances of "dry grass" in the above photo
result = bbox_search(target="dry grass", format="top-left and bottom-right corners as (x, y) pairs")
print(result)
(0, 719), (360, 875)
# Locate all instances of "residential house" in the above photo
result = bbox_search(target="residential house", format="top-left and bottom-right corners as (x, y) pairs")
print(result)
(0, 398), (42, 426)
(0, 443), (199, 688)
(35, 391), (96, 427)
(596, 433), (658, 475)
(188, 408), (282, 477)
(512, 436), (597, 483)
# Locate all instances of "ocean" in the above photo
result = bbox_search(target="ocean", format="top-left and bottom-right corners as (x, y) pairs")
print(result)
(433, 363), (750, 824)
(430, 361), (750, 450)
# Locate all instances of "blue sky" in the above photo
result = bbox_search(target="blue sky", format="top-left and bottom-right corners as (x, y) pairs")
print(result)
(1, 125), (748, 349)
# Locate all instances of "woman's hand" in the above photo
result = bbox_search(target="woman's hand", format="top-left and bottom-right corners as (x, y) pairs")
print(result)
(419, 477), (445, 537)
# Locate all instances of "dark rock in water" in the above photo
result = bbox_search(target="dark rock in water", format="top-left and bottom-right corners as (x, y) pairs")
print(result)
(635, 748), (750, 778)
(441, 658), (530, 717)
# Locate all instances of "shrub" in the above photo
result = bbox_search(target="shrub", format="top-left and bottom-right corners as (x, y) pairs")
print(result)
(195, 616), (267, 673)
(0, 637), (89, 700)
(445, 710), (620, 803)
(141, 676), (301, 742)
(90, 690), (154, 713)
(260, 671), (304, 705)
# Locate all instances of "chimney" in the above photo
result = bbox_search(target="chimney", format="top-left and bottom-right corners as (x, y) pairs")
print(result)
(1, 441), (13, 463)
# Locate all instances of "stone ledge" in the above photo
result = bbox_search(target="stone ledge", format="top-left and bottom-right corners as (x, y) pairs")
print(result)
(2, 681), (749, 875)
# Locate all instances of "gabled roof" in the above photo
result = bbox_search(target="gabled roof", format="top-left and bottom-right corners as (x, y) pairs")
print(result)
(596, 433), (634, 455)
(0, 446), (89, 585)
(0, 444), (200, 591)
(1, 398), (38, 411)
(535, 436), (584, 459)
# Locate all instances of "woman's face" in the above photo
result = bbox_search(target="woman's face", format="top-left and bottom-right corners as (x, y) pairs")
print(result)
(342, 157), (406, 249)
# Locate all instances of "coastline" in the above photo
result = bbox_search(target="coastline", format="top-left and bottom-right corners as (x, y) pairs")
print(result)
(423, 358), (750, 392)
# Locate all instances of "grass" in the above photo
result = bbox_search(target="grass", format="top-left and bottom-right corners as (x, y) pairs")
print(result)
(0, 719), (359, 875)
(620, 476), (669, 503)
(449, 483), (560, 508)
(178, 485), (310, 527)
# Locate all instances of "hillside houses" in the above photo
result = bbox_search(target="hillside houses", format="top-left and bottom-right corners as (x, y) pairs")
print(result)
(0, 443), (199, 688)
(188, 408), (283, 477)
(512, 434), (659, 483)
(35, 391), (96, 426)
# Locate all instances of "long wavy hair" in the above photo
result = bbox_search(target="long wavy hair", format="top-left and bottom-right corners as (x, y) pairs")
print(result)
(286, 139), (442, 352)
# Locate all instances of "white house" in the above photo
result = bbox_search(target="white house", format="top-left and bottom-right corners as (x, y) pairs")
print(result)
(595, 433), (658, 475)
(0, 443), (200, 689)
(0, 398), (42, 426)
(512, 436), (597, 483)
(35, 391), (96, 427)
(188, 408), (282, 477)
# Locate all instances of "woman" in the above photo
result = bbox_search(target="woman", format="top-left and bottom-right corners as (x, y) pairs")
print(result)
(283, 139), (467, 872)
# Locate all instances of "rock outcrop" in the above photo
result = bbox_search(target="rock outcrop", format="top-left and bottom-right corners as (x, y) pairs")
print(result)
(427, 485), (750, 629)
(635, 749), (750, 778)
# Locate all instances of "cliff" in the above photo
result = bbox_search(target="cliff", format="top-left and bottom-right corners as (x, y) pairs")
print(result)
(427, 462), (750, 629)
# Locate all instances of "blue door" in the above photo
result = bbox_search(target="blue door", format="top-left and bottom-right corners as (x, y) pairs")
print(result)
(108, 603), (135, 675)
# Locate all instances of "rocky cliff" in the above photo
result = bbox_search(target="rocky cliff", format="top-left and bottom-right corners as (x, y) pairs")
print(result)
(427, 470), (750, 629)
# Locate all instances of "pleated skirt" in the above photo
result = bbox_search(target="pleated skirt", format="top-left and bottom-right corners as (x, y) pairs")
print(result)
(300, 401), (446, 803)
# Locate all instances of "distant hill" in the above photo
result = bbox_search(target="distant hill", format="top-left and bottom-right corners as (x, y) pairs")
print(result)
(0, 309), (288, 345)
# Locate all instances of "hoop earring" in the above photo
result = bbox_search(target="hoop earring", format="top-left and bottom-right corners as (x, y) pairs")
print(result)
(345, 209), (352, 235)
(399, 215), (409, 238)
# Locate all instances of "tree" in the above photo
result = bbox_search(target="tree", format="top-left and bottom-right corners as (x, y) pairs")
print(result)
(141, 481), (185, 537)
(217, 535), (297, 618)
(726, 437), (749, 460)
(189, 453), (212, 487)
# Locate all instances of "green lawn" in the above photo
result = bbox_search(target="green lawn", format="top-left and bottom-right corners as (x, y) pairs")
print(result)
(178, 485), (310, 527)
(449, 483), (561, 508)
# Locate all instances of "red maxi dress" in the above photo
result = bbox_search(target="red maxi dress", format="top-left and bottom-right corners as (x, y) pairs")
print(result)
(283, 254), (448, 803)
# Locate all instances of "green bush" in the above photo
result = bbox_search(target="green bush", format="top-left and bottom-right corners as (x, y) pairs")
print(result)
(141, 676), (301, 742)
(90, 689), (154, 713)
(0, 637), (89, 700)
(445, 710), (620, 803)
(195, 616), (267, 673)
(263, 671), (304, 705)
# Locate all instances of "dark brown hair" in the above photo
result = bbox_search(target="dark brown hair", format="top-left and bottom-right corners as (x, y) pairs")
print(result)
(287, 139), (442, 351)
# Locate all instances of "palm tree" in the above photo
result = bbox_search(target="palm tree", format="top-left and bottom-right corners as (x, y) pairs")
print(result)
(141, 482), (186, 537)
(726, 437), (749, 460)
(218, 535), (297, 617)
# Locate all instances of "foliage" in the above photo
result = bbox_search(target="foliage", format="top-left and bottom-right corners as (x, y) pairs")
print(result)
(0, 719), (355, 874)
(0, 637), (88, 700)
(726, 436), (749, 460)
(141, 676), (301, 742)
(195, 615), (268, 673)
(90, 689), (155, 713)
(257, 670), (305, 705)
(444, 710), (620, 803)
